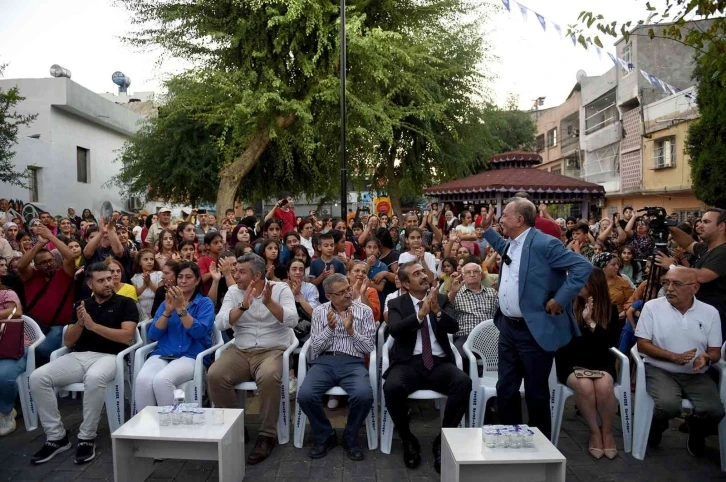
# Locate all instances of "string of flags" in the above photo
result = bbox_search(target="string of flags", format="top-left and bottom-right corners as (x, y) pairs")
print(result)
(500, 0), (687, 97)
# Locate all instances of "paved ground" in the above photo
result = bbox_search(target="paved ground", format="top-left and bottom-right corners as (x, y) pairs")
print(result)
(1, 394), (726, 481)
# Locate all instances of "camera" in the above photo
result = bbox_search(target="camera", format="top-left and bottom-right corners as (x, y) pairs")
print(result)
(637, 206), (677, 247)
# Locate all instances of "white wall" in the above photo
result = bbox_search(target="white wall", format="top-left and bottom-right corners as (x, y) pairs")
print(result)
(0, 77), (143, 216)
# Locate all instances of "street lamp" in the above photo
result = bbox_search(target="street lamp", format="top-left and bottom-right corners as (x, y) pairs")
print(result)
(339, 0), (348, 219)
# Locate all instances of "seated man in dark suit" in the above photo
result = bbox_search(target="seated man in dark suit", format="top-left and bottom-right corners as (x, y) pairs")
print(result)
(384, 261), (471, 473)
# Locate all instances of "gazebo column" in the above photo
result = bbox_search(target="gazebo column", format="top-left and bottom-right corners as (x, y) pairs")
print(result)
(581, 194), (591, 220)
(495, 192), (503, 216)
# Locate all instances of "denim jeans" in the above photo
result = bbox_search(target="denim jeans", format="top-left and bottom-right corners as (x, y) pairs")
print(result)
(0, 354), (28, 414)
(35, 326), (64, 367)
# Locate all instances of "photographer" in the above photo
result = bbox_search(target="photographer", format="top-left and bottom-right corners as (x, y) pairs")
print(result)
(622, 214), (655, 260)
(264, 192), (296, 234)
(655, 208), (726, 335)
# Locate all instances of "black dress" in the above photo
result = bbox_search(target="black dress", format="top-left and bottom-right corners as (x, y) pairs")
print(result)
(555, 304), (621, 385)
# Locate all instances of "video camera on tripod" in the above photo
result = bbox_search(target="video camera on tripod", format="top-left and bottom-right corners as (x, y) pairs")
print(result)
(636, 206), (677, 302)
(637, 206), (677, 248)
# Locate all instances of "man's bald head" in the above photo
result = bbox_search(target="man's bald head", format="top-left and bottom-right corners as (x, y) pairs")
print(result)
(667, 266), (698, 284)
(663, 266), (699, 310)
(462, 262), (483, 288)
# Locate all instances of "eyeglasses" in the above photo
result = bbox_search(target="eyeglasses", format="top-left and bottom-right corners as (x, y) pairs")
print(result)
(328, 286), (353, 297)
(661, 280), (696, 288)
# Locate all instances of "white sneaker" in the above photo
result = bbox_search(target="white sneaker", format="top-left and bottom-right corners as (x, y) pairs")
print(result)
(289, 376), (298, 399)
(0, 410), (17, 437)
(327, 396), (339, 410)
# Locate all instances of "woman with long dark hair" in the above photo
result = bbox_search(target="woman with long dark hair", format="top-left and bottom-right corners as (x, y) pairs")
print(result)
(133, 261), (214, 412)
(555, 267), (620, 460)
(259, 238), (286, 281)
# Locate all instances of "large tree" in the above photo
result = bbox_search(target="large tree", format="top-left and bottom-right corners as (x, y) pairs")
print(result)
(116, 0), (519, 211)
(686, 47), (726, 208)
(0, 65), (37, 187)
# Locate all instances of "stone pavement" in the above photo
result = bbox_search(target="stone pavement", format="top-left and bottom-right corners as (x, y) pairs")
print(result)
(1, 394), (726, 482)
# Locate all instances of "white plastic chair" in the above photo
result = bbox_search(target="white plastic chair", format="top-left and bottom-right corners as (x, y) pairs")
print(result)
(137, 319), (153, 346)
(293, 338), (378, 450)
(132, 327), (224, 414)
(50, 324), (143, 433)
(380, 333), (465, 454)
(462, 320), (529, 428)
(15, 316), (46, 432)
(631, 344), (726, 469)
(377, 322), (387, 402)
(550, 347), (632, 452)
(215, 331), (298, 445)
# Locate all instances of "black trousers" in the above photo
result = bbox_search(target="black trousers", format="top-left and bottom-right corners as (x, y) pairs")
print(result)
(383, 355), (471, 440)
(496, 316), (554, 439)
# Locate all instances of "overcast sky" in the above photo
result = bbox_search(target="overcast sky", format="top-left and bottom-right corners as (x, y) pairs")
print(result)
(0, 0), (669, 110)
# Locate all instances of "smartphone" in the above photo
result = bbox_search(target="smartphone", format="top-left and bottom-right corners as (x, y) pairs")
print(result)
(279, 199), (289, 207)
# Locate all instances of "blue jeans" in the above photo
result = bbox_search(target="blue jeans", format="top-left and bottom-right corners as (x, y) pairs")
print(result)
(0, 354), (27, 414)
(618, 322), (637, 355)
(35, 326), (64, 367)
(297, 354), (373, 447)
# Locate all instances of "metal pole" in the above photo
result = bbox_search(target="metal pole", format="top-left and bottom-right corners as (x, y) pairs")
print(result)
(339, 0), (348, 220)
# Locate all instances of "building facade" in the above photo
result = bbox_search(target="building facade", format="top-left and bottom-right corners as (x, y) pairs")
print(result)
(531, 85), (582, 179)
(532, 21), (708, 219)
(0, 77), (144, 216)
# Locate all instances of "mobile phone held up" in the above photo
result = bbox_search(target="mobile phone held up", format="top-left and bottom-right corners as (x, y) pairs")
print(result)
(279, 199), (288, 207)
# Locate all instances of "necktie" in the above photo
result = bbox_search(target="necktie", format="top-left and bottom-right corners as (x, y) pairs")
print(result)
(418, 301), (434, 370)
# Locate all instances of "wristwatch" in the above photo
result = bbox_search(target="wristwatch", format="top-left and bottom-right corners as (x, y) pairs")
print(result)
(238, 302), (249, 312)
(177, 308), (188, 317)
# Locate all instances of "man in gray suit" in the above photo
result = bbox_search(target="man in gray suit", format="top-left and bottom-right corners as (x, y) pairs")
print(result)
(480, 198), (592, 438)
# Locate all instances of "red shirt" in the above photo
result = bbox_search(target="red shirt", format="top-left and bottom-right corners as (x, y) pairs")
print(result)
(197, 255), (217, 295)
(23, 269), (75, 327)
(274, 207), (297, 234)
(536, 215), (562, 239)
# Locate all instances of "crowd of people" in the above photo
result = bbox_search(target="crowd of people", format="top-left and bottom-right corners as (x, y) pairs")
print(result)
(0, 192), (724, 471)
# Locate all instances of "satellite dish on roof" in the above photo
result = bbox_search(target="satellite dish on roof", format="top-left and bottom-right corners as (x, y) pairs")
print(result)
(111, 71), (131, 93)
(576, 70), (587, 83)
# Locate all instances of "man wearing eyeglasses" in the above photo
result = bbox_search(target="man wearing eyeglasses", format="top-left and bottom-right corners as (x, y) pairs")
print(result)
(297, 273), (376, 461)
(16, 223), (78, 365)
(479, 197), (592, 440)
(447, 263), (498, 372)
(655, 208), (726, 337)
(635, 266), (723, 457)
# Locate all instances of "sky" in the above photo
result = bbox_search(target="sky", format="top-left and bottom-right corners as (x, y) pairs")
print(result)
(0, 0), (668, 111)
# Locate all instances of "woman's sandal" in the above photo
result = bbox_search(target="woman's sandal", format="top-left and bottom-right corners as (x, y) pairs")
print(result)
(604, 448), (618, 460)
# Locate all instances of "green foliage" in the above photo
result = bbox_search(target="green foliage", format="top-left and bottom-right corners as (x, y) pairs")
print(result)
(0, 65), (37, 188)
(115, 0), (530, 207)
(568, 1), (726, 85)
(686, 47), (726, 208)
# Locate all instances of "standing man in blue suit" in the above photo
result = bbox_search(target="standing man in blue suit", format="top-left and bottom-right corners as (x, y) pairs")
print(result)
(480, 198), (592, 438)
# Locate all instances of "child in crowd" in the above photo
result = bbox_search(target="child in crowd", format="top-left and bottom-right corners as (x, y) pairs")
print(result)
(308, 232), (347, 303)
(132, 249), (163, 319)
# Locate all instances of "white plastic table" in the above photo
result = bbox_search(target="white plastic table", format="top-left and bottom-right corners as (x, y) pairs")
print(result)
(441, 427), (566, 482)
(111, 407), (245, 482)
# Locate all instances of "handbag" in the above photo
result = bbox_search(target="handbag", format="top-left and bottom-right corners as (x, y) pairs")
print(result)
(0, 319), (24, 360)
(573, 366), (604, 379)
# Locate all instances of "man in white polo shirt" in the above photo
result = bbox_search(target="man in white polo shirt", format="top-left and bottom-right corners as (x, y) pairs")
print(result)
(635, 266), (723, 457)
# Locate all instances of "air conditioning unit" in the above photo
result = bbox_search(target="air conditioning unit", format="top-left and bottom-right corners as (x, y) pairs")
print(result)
(566, 158), (580, 170)
(127, 196), (144, 210)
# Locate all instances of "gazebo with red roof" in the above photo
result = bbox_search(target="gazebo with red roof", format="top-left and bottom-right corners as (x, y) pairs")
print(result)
(423, 151), (605, 218)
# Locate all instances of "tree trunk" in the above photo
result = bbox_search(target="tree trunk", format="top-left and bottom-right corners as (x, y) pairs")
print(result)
(215, 113), (296, 213)
(315, 196), (329, 214)
(385, 146), (403, 216)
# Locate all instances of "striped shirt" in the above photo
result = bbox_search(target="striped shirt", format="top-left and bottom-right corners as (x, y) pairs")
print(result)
(310, 301), (376, 358)
(453, 285), (499, 337)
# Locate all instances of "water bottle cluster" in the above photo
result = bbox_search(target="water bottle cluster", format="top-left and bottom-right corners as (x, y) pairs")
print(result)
(483, 424), (535, 449)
